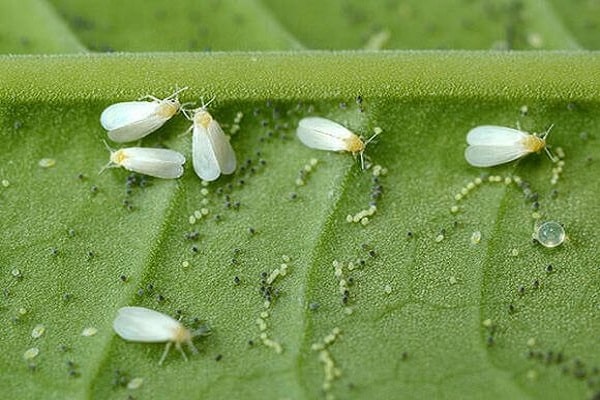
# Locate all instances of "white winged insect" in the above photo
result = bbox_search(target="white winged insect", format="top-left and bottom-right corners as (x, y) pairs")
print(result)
(464, 125), (556, 167)
(101, 142), (186, 179)
(182, 99), (237, 182)
(113, 306), (210, 365)
(100, 87), (188, 143)
(296, 117), (379, 169)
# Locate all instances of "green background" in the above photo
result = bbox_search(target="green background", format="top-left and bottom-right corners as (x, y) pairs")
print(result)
(1, 1), (599, 399)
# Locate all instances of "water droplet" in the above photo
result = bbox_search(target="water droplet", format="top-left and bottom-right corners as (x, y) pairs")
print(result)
(534, 221), (565, 248)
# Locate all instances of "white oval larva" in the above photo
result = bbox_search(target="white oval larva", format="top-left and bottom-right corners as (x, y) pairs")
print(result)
(296, 117), (378, 169)
(113, 306), (199, 365)
(102, 144), (186, 179)
(183, 101), (236, 182)
(101, 87), (188, 143)
(465, 125), (556, 167)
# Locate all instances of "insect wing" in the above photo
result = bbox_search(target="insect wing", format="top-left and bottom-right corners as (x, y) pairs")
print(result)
(121, 147), (185, 179)
(192, 123), (221, 181)
(113, 306), (180, 343)
(101, 101), (168, 143)
(101, 101), (160, 131)
(297, 117), (354, 151)
(466, 125), (527, 146)
(464, 144), (529, 167)
(207, 120), (237, 175)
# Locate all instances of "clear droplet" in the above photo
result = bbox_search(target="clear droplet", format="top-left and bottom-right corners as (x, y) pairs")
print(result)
(535, 221), (566, 248)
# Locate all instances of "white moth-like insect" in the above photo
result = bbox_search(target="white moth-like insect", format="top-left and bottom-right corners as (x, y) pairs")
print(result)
(296, 117), (379, 169)
(113, 306), (208, 365)
(100, 87), (188, 143)
(182, 99), (236, 181)
(102, 143), (185, 179)
(465, 125), (556, 167)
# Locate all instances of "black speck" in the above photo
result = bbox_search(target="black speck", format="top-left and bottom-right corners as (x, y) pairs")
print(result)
(546, 264), (554, 273)
(90, 185), (98, 194)
(68, 369), (80, 378)
(119, 274), (127, 282)
(527, 350), (535, 359)
(185, 230), (200, 241)
(234, 276), (241, 285)
(574, 368), (587, 379)
(58, 344), (70, 352)
(156, 294), (165, 303)
(215, 354), (223, 361)
(532, 280), (539, 289)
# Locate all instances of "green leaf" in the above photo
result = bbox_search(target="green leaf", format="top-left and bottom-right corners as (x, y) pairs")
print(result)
(0, 0), (86, 53)
(1, 52), (600, 400)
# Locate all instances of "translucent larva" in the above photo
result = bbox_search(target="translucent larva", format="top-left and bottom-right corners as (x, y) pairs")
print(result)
(102, 144), (185, 179)
(182, 100), (236, 181)
(465, 125), (556, 167)
(113, 306), (202, 365)
(296, 117), (378, 169)
(100, 87), (188, 143)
